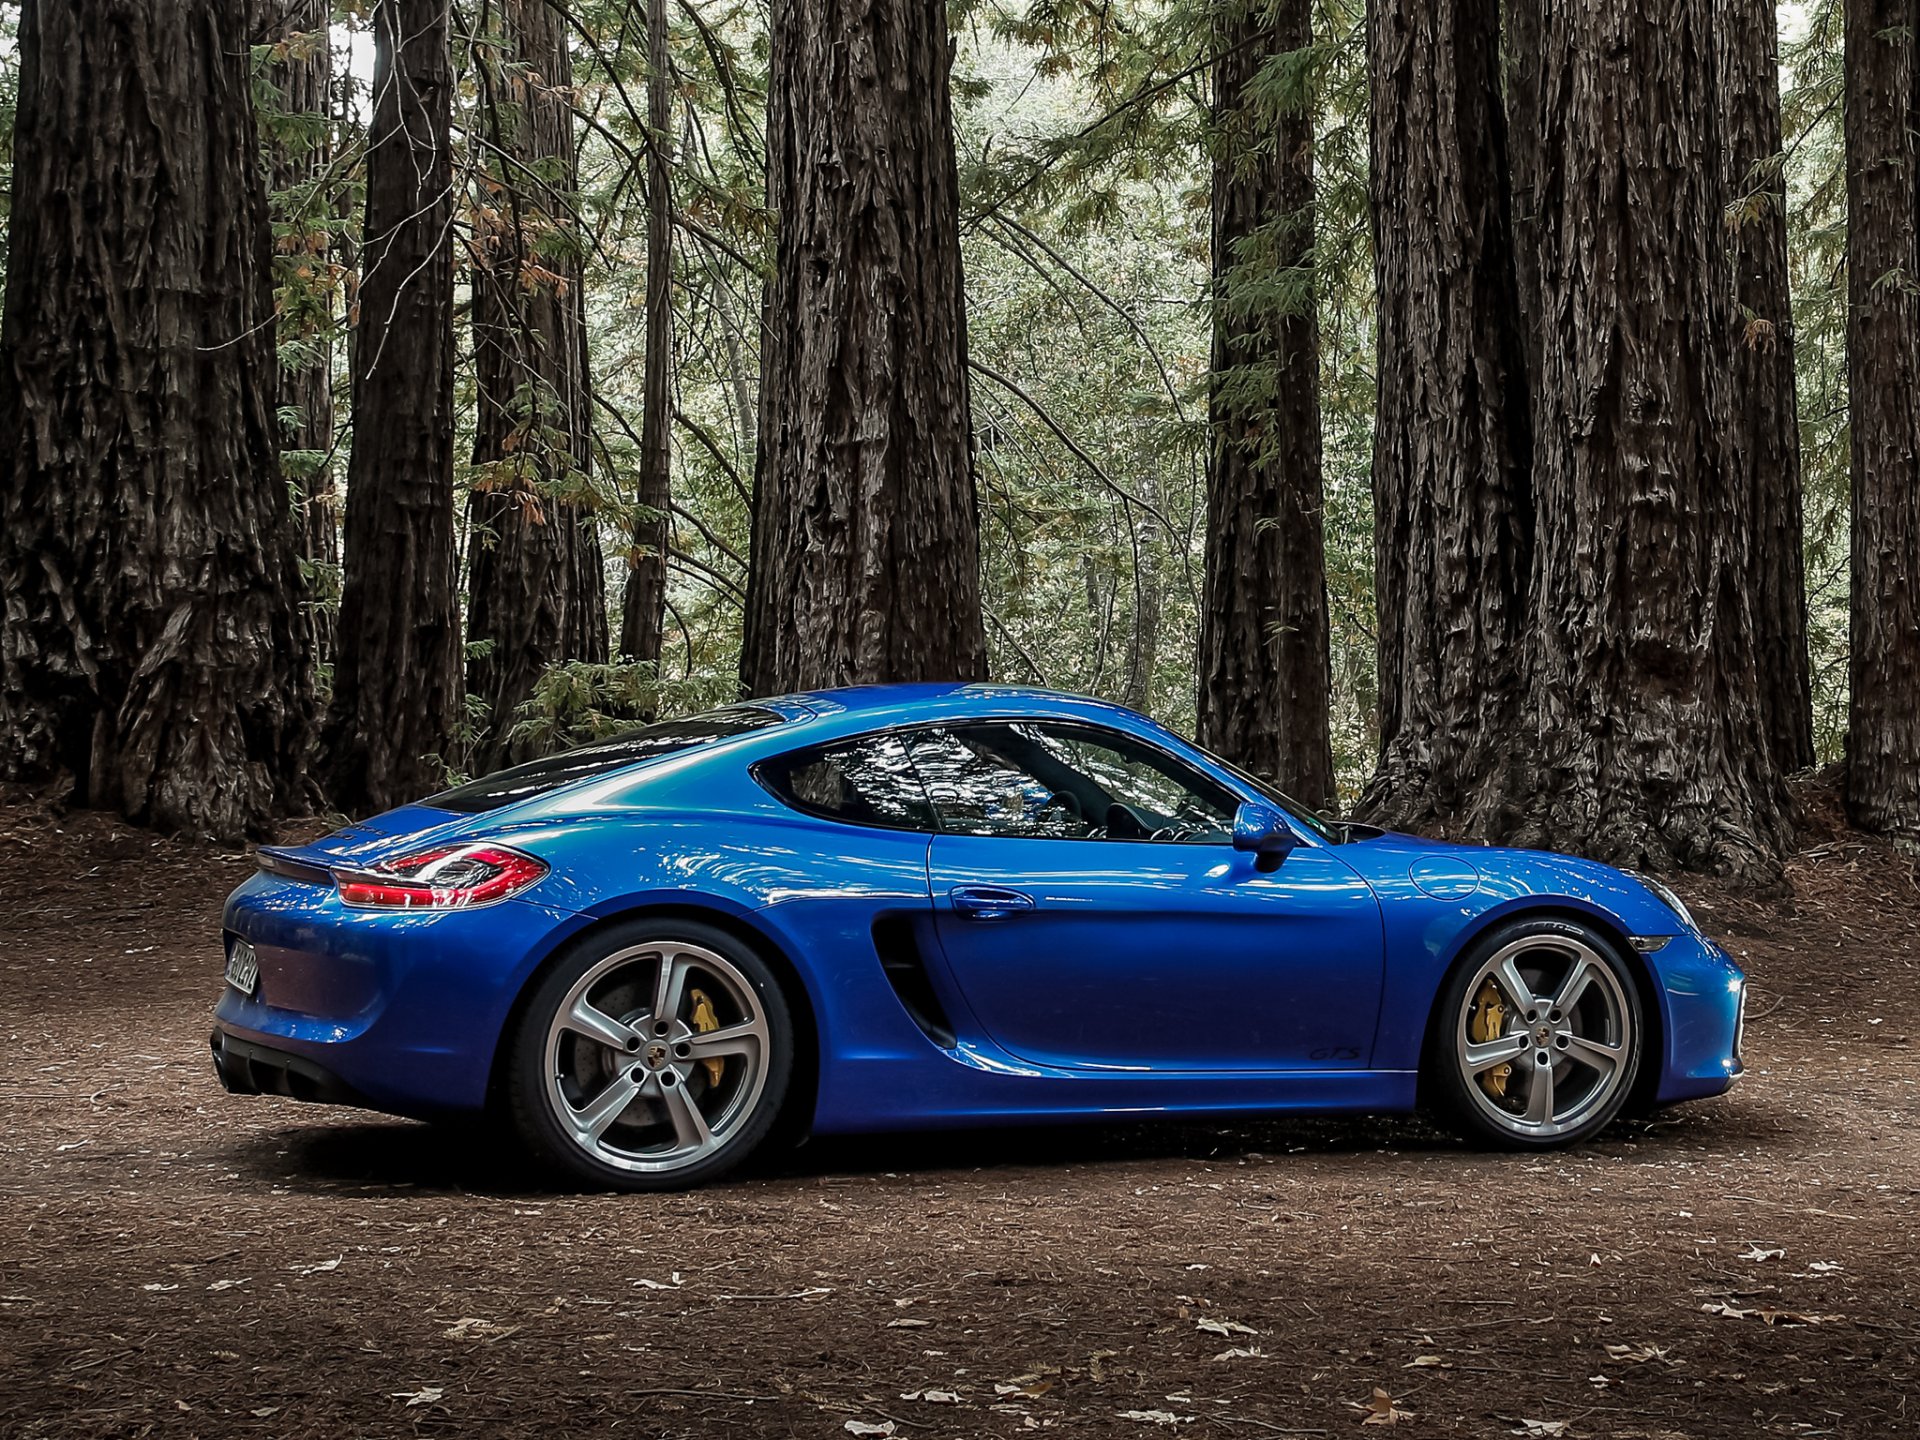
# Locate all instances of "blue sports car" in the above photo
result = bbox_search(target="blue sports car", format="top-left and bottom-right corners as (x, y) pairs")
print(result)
(212, 684), (1746, 1189)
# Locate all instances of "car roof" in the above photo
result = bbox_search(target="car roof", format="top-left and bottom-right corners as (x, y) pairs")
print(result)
(752, 682), (1149, 731)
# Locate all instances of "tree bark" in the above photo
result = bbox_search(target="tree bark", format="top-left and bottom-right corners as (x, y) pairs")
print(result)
(1503, 0), (1545, 386)
(1359, 0), (1533, 830)
(1843, 0), (1920, 838)
(0, 0), (314, 838)
(1719, 0), (1814, 773)
(739, 0), (988, 696)
(618, 0), (675, 670)
(1473, 0), (1789, 874)
(320, 0), (462, 811)
(259, 0), (340, 661)
(1196, 0), (1334, 810)
(467, 0), (608, 771)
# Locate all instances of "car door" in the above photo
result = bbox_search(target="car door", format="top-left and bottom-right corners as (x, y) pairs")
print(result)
(909, 721), (1384, 1073)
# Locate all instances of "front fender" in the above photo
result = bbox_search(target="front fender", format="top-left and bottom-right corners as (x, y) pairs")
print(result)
(1350, 839), (1724, 1101)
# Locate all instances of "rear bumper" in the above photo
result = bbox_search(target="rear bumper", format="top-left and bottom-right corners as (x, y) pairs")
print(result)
(213, 870), (587, 1118)
(210, 1028), (370, 1108)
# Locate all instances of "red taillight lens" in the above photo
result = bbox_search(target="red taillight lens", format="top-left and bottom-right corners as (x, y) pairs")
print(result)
(333, 844), (548, 910)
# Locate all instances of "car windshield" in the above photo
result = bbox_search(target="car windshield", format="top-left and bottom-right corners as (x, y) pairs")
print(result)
(1195, 746), (1340, 842)
(427, 706), (784, 813)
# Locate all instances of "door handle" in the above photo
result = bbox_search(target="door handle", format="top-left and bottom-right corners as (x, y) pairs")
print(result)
(949, 885), (1036, 919)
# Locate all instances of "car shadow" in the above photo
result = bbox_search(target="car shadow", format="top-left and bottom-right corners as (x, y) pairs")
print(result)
(220, 1097), (1762, 1199)
(226, 1115), (553, 1196)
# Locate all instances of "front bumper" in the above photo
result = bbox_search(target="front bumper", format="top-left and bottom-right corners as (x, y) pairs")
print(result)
(1650, 931), (1746, 1103)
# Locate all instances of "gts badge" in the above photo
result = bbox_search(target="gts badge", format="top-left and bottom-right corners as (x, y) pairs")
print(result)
(1309, 1046), (1362, 1062)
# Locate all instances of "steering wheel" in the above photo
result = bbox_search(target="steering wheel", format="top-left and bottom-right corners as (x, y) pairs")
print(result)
(1037, 791), (1085, 831)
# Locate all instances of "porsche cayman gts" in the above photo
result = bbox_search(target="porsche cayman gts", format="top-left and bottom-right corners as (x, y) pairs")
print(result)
(212, 684), (1746, 1189)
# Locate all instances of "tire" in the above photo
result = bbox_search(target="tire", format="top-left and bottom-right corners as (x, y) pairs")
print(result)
(1426, 917), (1643, 1149)
(505, 918), (794, 1191)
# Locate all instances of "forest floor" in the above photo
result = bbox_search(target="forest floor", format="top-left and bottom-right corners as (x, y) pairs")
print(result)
(1, 790), (1917, 1439)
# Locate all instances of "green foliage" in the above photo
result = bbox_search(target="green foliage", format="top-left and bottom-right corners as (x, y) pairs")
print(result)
(507, 661), (740, 752)
(1782, 0), (1851, 763)
(0, 8), (19, 286)
(245, 0), (1837, 803)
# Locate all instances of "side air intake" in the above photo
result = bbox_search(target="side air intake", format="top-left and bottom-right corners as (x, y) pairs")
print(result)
(871, 913), (958, 1048)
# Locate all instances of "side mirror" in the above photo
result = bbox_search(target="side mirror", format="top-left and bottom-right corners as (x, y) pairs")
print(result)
(1232, 801), (1296, 870)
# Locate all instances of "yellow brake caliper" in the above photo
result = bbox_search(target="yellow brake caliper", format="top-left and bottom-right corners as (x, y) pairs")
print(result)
(687, 988), (725, 1087)
(1470, 981), (1511, 1099)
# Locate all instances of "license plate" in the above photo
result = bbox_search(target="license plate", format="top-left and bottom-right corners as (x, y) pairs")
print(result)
(225, 939), (259, 997)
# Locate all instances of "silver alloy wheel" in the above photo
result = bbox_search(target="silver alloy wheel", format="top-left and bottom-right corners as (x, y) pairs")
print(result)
(1455, 933), (1632, 1140)
(542, 940), (770, 1175)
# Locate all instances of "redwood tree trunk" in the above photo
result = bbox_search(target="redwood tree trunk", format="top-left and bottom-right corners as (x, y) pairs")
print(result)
(1843, 0), (1920, 838)
(260, 0), (340, 661)
(739, 0), (988, 696)
(1474, 0), (1789, 874)
(467, 0), (608, 770)
(618, 0), (675, 669)
(1504, 0), (1545, 385)
(1720, 0), (1814, 773)
(0, 0), (314, 838)
(1359, 0), (1533, 830)
(1196, 0), (1334, 810)
(320, 0), (461, 811)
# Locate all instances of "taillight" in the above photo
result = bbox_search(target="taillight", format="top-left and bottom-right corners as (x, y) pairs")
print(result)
(333, 844), (548, 910)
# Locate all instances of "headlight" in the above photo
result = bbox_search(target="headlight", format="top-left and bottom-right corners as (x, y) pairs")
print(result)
(1732, 977), (1747, 1066)
(1630, 870), (1696, 931)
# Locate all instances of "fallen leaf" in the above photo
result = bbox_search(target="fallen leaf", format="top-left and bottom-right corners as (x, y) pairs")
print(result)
(1210, 1346), (1264, 1362)
(1511, 1423), (1570, 1438)
(250, 1407), (279, 1419)
(393, 1387), (443, 1407)
(1403, 1355), (1449, 1369)
(885, 1317), (931, 1329)
(292, 1258), (340, 1276)
(1702, 1302), (1841, 1325)
(141, 1283), (179, 1293)
(443, 1317), (518, 1342)
(206, 1278), (250, 1292)
(843, 1423), (896, 1438)
(1117, 1410), (1194, 1426)
(1738, 1245), (1785, 1263)
(1195, 1317), (1259, 1337)
(1357, 1387), (1414, 1426)
(1603, 1342), (1675, 1367)
(900, 1390), (961, 1404)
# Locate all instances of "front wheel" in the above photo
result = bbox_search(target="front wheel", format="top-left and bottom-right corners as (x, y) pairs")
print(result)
(1428, 919), (1643, 1148)
(505, 919), (793, 1190)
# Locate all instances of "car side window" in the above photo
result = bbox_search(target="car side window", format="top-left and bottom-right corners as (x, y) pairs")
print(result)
(905, 722), (1237, 843)
(755, 732), (938, 831)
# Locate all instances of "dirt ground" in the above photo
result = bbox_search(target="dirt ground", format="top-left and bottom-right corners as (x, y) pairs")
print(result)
(2, 793), (1917, 1439)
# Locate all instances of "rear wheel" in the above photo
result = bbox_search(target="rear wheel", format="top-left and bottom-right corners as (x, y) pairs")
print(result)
(506, 919), (792, 1190)
(1428, 918), (1642, 1148)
